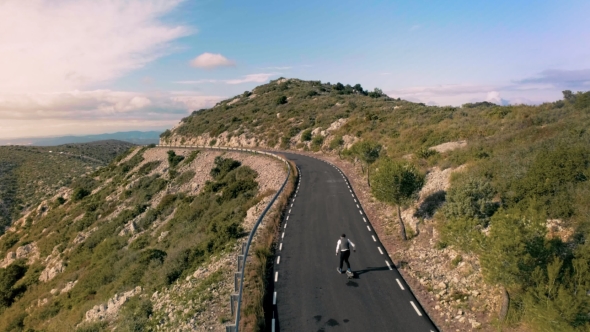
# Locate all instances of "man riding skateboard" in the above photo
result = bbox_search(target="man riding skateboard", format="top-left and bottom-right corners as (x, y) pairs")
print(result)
(336, 234), (356, 275)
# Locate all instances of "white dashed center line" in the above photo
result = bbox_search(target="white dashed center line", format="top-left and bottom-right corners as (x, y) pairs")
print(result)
(386, 261), (393, 270)
(356, 204), (359, 208)
(372, 235), (376, 242)
(275, 272), (279, 282)
(277, 256), (281, 264)
(282, 232), (285, 239)
(363, 217), (366, 222)
(279, 243), (283, 251)
(354, 199), (357, 202)
(367, 225), (371, 231)
(273, 292), (277, 305)
(359, 210), (363, 215)
(410, 301), (422, 316)
(378, 247), (383, 255)
(284, 223), (287, 229)
(396, 278), (405, 290)
(286, 216), (289, 221)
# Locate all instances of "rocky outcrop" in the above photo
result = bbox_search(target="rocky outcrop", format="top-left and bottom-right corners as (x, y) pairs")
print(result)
(40, 247), (65, 282)
(0, 242), (39, 268)
(84, 286), (143, 322)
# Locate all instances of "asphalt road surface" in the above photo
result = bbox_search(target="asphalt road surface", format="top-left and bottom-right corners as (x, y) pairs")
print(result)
(270, 152), (438, 332)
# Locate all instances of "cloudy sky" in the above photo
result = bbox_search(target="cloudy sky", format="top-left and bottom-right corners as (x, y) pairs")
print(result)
(1, 0), (590, 139)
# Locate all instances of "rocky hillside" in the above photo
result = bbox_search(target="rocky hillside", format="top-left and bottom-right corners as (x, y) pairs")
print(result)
(0, 145), (286, 331)
(0, 140), (135, 235)
(166, 78), (590, 331)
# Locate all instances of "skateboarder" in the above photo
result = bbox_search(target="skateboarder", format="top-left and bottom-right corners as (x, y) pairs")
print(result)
(336, 234), (356, 274)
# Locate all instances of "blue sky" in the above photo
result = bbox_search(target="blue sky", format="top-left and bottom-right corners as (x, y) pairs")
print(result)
(1, 0), (589, 138)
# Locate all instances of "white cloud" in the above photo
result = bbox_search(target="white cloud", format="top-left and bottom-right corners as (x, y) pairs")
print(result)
(0, 0), (190, 93)
(485, 91), (509, 106)
(190, 53), (235, 69)
(410, 24), (422, 31)
(0, 90), (224, 138)
(225, 73), (279, 85)
(516, 69), (590, 88)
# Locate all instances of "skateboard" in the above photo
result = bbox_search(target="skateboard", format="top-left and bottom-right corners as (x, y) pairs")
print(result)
(346, 270), (354, 279)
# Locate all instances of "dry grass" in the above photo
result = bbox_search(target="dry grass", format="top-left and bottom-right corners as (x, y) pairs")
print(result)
(239, 159), (297, 331)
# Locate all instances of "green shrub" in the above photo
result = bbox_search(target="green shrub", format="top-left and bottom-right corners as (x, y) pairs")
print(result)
(276, 96), (287, 105)
(301, 129), (312, 141)
(167, 150), (185, 168)
(72, 187), (91, 201)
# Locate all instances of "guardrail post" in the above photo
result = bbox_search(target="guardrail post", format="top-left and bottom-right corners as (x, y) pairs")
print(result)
(226, 325), (236, 332)
(230, 293), (239, 315)
(234, 272), (242, 292)
(237, 254), (244, 272)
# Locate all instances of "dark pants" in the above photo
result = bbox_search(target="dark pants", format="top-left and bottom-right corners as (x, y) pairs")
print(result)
(339, 250), (351, 270)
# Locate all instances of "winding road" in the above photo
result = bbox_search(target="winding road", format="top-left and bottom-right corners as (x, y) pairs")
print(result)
(270, 152), (438, 331)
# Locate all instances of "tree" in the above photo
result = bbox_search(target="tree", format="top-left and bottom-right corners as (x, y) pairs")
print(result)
(351, 140), (382, 186)
(371, 159), (424, 240)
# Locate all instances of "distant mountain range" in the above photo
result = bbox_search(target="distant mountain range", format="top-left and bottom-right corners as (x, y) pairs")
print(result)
(0, 131), (161, 146)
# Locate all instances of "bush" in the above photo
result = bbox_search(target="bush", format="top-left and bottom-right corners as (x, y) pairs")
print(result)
(167, 150), (185, 168)
(72, 187), (91, 201)
(276, 96), (287, 105)
(301, 129), (312, 141)
(443, 177), (496, 223)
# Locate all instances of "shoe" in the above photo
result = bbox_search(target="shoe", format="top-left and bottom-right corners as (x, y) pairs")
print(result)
(337, 268), (342, 274)
(347, 268), (352, 273)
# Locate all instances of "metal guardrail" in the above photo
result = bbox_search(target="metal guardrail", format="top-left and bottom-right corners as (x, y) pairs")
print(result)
(157, 143), (291, 332)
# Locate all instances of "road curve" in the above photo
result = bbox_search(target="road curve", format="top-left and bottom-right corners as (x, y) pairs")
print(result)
(270, 152), (438, 332)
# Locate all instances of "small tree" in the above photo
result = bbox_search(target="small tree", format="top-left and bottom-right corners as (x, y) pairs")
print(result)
(371, 159), (424, 240)
(351, 140), (382, 186)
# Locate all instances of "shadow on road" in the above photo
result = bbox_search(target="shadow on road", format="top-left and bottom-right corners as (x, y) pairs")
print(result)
(353, 266), (391, 278)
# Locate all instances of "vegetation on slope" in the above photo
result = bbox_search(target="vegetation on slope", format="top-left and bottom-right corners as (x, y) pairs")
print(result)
(169, 78), (590, 330)
(0, 145), (266, 331)
(0, 140), (134, 235)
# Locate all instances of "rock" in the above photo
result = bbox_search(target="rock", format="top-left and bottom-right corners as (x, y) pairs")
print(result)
(60, 280), (78, 293)
(84, 286), (142, 322)
(39, 258), (65, 282)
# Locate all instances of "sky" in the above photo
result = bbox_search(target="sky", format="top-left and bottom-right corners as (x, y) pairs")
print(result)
(1, 0), (590, 139)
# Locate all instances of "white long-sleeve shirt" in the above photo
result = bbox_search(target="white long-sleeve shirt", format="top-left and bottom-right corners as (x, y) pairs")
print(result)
(336, 238), (355, 253)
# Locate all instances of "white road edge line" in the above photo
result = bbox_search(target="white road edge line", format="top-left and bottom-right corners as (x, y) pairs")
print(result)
(378, 247), (383, 255)
(273, 292), (277, 305)
(396, 278), (405, 290)
(277, 256), (280, 264)
(386, 261), (393, 270)
(372, 235), (377, 241)
(410, 301), (422, 316)
(275, 272), (278, 282)
(367, 225), (371, 231)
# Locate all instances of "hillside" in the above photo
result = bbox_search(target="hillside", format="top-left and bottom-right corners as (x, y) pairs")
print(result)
(166, 78), (590, 331)
(0, 145), (286, 331)
(0, 141), (135, 234)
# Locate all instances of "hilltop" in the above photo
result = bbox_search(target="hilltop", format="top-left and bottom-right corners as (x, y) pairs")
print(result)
(165, 78), (590, 331)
